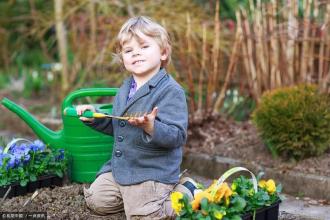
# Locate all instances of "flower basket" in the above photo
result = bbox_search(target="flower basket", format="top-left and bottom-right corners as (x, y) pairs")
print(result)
(0, 138), (67, 199)
(171, 167), (282, 220)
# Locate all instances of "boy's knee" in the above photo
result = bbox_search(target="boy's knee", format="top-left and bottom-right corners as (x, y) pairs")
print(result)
(84, 187), (123, 215)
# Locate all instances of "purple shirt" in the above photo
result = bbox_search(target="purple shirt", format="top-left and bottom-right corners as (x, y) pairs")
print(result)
(127, 78), (137, 103)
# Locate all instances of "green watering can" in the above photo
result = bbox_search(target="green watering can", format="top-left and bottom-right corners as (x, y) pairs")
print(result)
(1, 88), (118, 183)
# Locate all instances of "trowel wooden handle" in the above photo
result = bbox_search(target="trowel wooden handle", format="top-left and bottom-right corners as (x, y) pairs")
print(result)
(64, 107), (94, 118)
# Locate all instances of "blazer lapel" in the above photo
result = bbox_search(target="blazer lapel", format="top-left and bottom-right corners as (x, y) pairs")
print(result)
(118, 83), (150, 116)
(116, 77), (132, 115)
(118, 68), (168, 116)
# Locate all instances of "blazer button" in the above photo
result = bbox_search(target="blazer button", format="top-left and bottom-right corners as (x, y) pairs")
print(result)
(118, 135), (124, 142)
(119, 120), (126, 127)
(115, 150), (122, 157)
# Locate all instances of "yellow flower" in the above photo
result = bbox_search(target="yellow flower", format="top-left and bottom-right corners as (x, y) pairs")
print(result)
(231, 182), (237, 191)
(170, 192), (184, 215)
(248, 188), (254, 196)
(265, 179), (276, 194)
(213, 210), (225, 219)
(205, 180), (217, 193)
(258, 180), (266, 188)
(191, 191), (213, 210)
(259, 179), (276, 194)
(225, 197), (230, 206)
(213, 183), (233, 204)
(191, 181), (233, 211)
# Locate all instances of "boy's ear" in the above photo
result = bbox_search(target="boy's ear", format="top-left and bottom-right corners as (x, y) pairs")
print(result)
(160, 48), (169, 61)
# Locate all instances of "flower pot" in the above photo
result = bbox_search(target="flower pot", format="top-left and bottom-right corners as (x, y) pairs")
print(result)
(28, 180), (40, 193)
(0, 175), (63, 199)
(241, 200), (281, 220)
(39, 175), (52, 188)
(52, 176), (63, 187)
(15, 184), (28, 197)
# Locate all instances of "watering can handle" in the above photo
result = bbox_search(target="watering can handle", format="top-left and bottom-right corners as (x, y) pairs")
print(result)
(62, 88), (118, 111)
(64, 108), (94, 118)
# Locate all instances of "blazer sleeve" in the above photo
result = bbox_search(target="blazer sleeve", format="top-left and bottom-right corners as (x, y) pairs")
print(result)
(84, 118), (113, 135)
(141, 85), (188, 149)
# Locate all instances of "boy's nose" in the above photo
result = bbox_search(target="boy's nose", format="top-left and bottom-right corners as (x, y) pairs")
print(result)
(132, 49), (141, 57)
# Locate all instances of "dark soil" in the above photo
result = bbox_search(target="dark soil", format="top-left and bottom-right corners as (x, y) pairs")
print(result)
(0, 182), (126, 220)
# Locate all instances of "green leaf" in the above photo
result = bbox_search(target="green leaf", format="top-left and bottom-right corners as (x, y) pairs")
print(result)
(276, 184), (282, 193)
(230, 215), (242, 220)
(30, 174), (37, 182)
(201, 198), (209, 212)
(20, 179), (28, 187)
(0, 178), (8, 186)
(232, 196), (246, 212)
(195, 213), (204, 219)
(180, 209), (187, 216)
(55, 170), (63, 178)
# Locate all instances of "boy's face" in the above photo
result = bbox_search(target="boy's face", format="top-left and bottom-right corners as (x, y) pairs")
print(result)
(121, 33), (167, 79)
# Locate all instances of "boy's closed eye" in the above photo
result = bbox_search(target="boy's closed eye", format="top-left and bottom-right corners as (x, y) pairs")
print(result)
(123, 49), (132, 54)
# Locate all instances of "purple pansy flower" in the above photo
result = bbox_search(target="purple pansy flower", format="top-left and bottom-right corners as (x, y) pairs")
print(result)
(7, 154), (15, 168)
(29, 140), (45, 152)
(9, 143), (31, 165)
(56, 149), (65, 161)
(0, 154), (4, 167)
(0, 153), (15, 169)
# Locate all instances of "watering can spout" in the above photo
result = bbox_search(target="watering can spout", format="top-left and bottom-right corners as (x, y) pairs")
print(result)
(1, 98), (64, 149)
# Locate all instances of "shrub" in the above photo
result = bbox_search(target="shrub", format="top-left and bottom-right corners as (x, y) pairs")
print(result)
(252, 84), (330, 160)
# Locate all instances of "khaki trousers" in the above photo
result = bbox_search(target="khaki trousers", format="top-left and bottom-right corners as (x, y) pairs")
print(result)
(84, 172), (192, 220)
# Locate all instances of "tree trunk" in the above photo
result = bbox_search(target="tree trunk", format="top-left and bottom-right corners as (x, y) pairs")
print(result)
(55, 0), (69, 98)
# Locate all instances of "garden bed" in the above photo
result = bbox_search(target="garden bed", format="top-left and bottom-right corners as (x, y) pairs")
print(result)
(0, 182), (126, 220)
(186, 117), (330, 178)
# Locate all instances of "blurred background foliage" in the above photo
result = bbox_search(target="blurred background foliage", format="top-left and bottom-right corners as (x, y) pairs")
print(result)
(0, 0), (329, 123)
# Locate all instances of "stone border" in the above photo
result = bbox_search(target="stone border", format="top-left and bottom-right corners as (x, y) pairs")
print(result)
(182, 153), (330, 201)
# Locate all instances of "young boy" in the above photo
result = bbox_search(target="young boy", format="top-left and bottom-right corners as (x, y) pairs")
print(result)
(77, 16), (197, 219)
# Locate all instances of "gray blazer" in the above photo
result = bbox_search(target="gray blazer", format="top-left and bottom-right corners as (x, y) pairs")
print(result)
(88, 68), (188, 185)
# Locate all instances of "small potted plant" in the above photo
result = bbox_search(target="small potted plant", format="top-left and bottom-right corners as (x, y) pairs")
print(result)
(0, 138), (68, 198)
(171, 167), (282, 220)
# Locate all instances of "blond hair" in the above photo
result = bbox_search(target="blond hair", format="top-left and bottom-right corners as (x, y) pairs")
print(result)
(115, 16), (172, 67)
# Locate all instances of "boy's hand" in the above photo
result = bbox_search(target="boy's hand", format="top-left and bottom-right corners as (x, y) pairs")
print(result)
(128, 107), (158, 136)
(76, 105), (96, 122)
